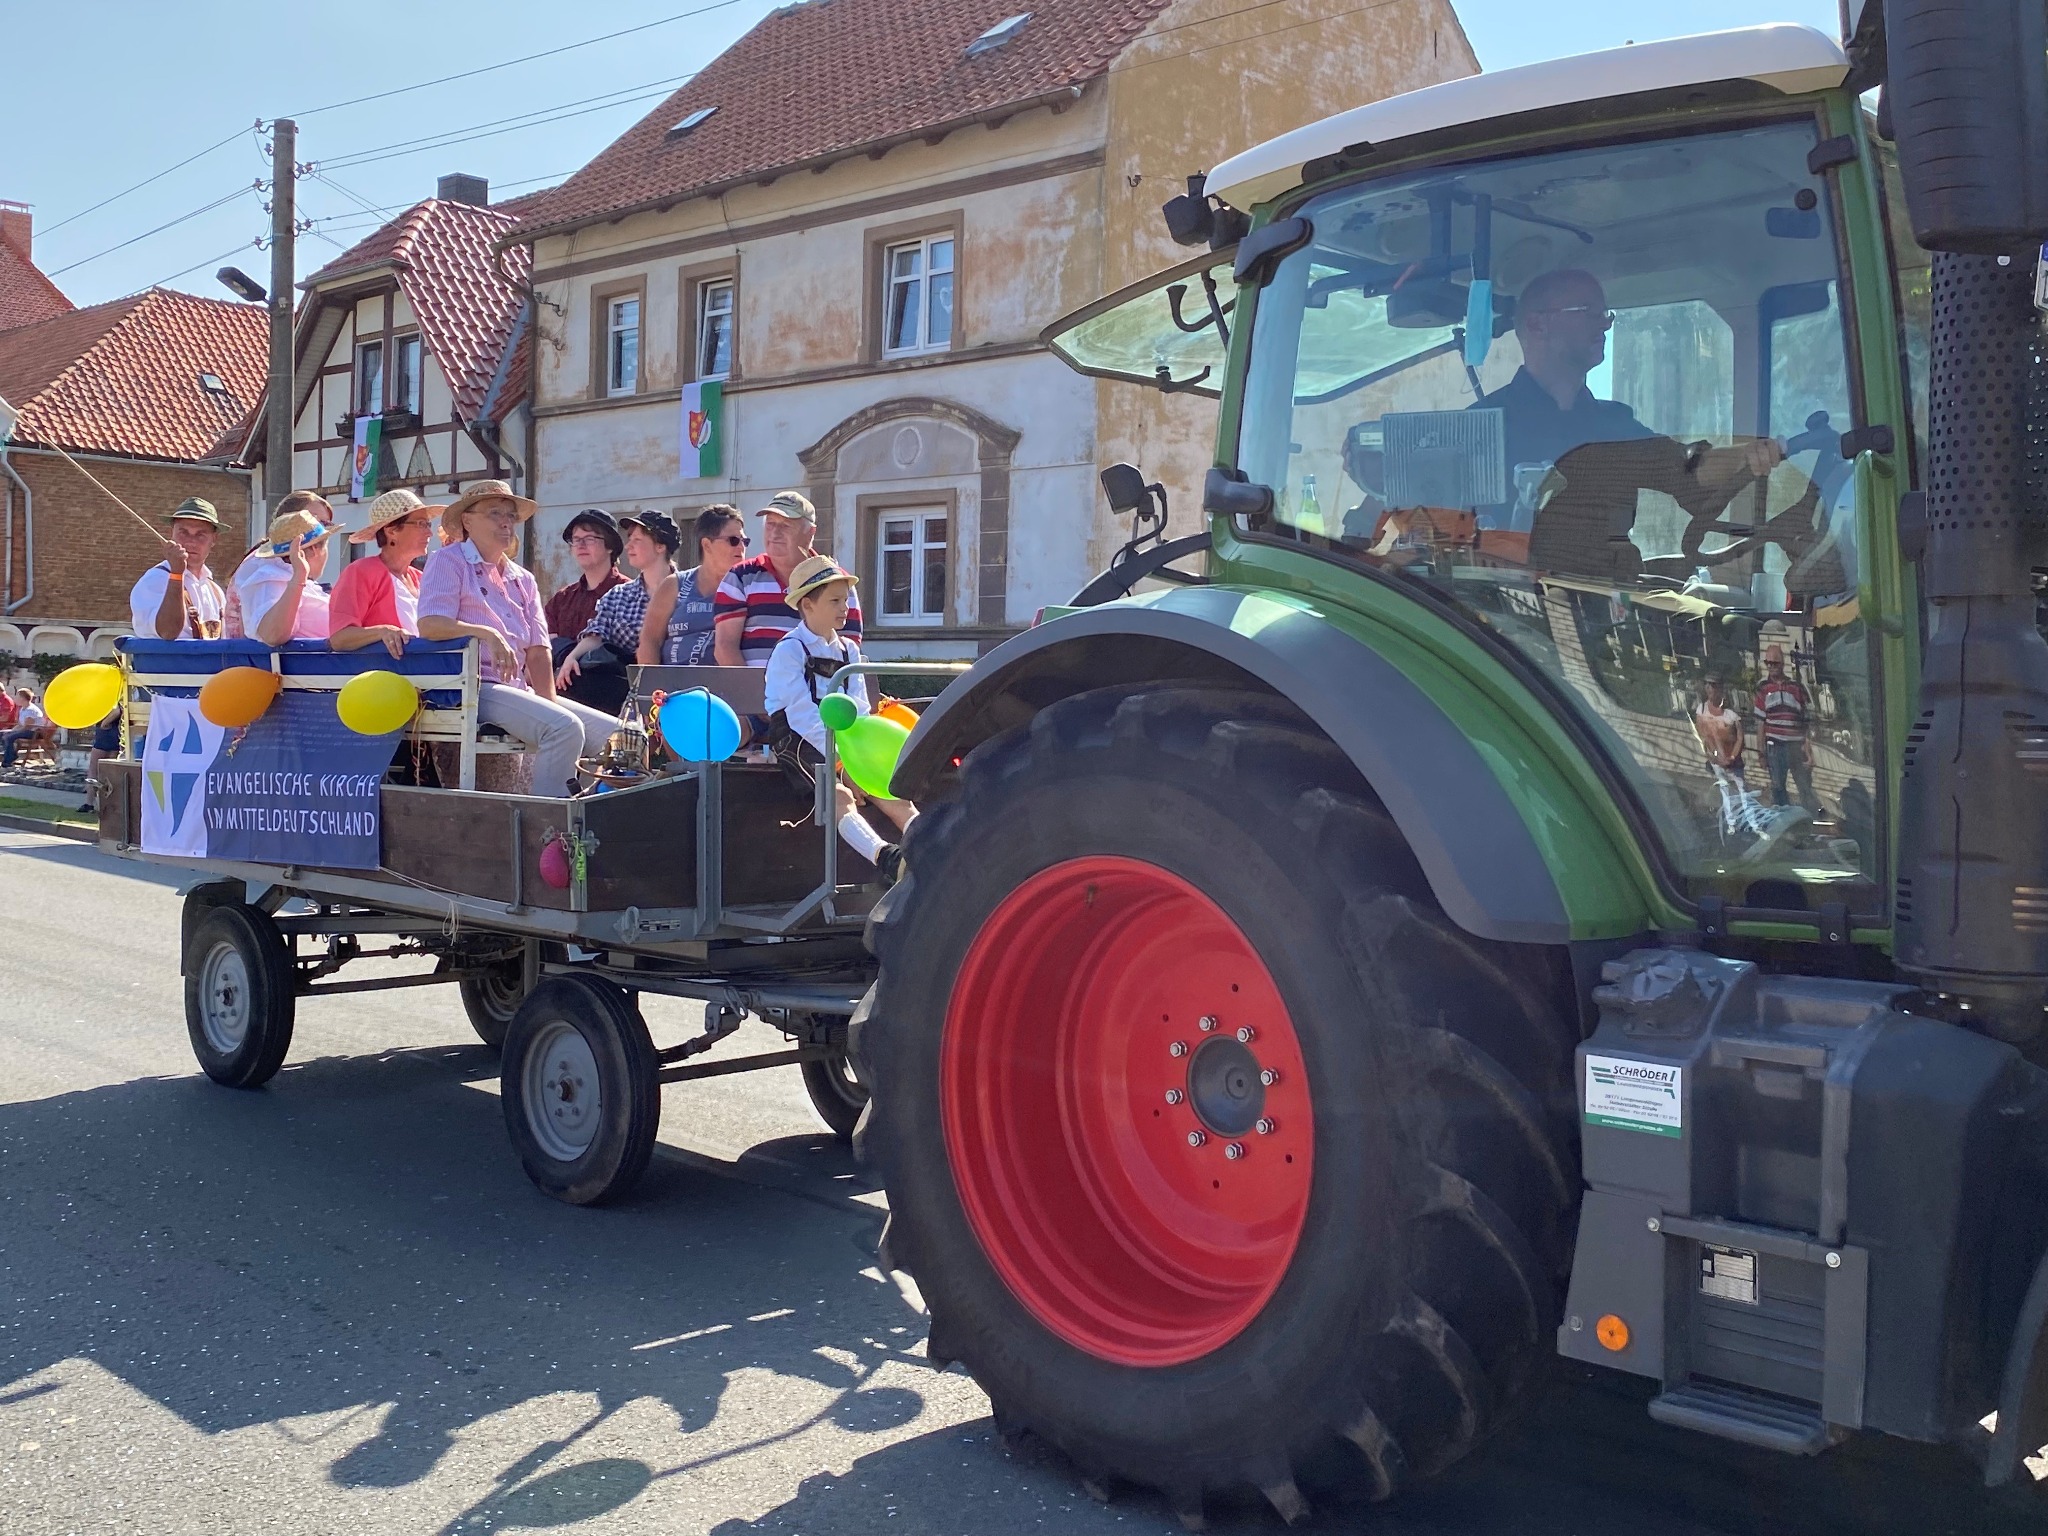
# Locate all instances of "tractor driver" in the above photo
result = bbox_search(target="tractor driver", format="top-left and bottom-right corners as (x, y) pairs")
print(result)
(1474, 268), (1784, 580)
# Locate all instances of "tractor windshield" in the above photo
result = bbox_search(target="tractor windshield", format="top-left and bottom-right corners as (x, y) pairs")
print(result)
(1238, 118), (1883, 912)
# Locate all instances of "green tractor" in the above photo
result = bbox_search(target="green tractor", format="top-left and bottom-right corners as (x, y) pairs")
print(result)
(854, 5), (2048, 1523)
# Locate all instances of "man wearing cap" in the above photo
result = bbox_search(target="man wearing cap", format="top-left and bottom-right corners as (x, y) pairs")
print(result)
(130, 497), (228, 641)
(329, 488), (442, 658)
(418, 479), (616, 796)
(713, 491), (863, 669)
(544, 508), (625, 642)
(555, 510), (678, 711)
(232, 490), (337, 645)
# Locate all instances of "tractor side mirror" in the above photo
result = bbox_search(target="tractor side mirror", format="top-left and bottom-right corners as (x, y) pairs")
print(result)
(1882, 0), (2048, 251)
(1101, 463), (1152, 515)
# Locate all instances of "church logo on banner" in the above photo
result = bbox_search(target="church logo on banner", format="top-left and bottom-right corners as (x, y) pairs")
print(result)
(140, 690), (400, 869)
(680, 379), (722, 479)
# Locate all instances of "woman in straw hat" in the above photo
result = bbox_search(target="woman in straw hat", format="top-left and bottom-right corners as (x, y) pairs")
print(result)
(231, 490), (337, 644)
(416, 480), (617, 797)
(328, 488), (443, 658)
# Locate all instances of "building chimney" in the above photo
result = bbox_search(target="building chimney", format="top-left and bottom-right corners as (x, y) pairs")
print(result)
(0, 201), (31, 258)
(437, 174), (489, 208)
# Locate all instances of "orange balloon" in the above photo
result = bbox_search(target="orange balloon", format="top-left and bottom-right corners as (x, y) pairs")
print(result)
(198, 666), (282, 728)
(876, 699), (920, 732)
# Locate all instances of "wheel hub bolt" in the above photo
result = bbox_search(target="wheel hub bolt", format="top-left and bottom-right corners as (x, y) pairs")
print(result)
(1236, 1025), (1257, 1044)
(1259, 1068), (1280, 1087)
(1255, 1117), (1276, 1135)
(1169, 1040), (1189, 1059)
(1224, 1142), (1245, 1160)
(1198, 1015), (1218, 1033)
(1164, 1088), (1184, 1106)
(1187, 1130), (1207, 1148)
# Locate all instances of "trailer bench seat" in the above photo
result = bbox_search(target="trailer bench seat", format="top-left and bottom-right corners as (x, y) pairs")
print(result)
(116, 637), (522, 790)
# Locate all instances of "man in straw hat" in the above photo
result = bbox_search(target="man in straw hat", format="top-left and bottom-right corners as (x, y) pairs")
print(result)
(328, 488), (443, 659)
(130, 497), (228, 641)
(417, 479), (616, 796)
(231, 490), (338, 644)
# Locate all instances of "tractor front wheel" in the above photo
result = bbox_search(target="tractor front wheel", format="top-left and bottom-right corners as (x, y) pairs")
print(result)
(856, 687), (1580, 1522)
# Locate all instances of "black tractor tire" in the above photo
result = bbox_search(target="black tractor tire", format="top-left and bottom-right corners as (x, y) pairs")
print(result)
(855, 686), (1580, 1523)
(446, 952), (527, 1051)
(501, 975), (660, 1205)
(799, 1050), (868, 1142)
(183, 904), (297, 1089)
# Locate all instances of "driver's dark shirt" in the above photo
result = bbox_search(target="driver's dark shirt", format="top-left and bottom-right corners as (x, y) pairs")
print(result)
(1473, 366), (1655, 473)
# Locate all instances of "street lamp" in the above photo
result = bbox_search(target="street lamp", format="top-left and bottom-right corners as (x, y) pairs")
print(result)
(216, 266), (266, 304)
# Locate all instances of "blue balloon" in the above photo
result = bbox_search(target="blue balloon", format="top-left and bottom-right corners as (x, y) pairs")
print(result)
(658, 688), (741, 763)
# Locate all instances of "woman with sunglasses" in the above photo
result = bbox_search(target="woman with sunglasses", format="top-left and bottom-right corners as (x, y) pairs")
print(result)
(329, 488), (441, 658)
(639, 505), (748, 666)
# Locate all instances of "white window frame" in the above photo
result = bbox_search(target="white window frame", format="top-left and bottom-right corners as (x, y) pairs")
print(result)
(355, 339), (384, 416)
(606, 296), (641, 397)
(875, 508), (949, 627)
(391, 333), (423, 415)
(881, 234), (955, 359)
(696, 278), (734, 381)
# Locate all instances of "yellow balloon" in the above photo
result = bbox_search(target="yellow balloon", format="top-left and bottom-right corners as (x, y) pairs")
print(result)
(336, 670), (419, 735)
(44, 662), (124, 729)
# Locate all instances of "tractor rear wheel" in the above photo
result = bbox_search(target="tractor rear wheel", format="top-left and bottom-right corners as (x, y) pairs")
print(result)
(856, 687), (1580, 1522)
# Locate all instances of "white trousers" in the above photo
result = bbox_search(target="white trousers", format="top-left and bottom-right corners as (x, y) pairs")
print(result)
(477, 682), (617, 797)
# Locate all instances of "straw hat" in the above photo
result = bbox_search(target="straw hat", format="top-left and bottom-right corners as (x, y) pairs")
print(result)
(239, 508), (330, 564)
(442, 478), (538, 540)
(785, 553), (858, 605)
(350, 487), (446, 544)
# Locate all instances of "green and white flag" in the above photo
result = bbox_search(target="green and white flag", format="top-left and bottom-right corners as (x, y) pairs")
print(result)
(350, 414), (382, 502)
(680, 379), (723, 480)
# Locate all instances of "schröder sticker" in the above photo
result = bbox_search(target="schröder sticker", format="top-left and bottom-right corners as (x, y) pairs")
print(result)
(1585, 1055), (1683, 1138)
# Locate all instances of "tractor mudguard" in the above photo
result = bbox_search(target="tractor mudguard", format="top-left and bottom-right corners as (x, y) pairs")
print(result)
(898, 585), (1571, 945)
(1988, 1244), (2048, 1486)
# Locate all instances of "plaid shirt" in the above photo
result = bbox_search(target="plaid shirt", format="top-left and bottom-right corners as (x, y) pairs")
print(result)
(582, 575), (656, 656)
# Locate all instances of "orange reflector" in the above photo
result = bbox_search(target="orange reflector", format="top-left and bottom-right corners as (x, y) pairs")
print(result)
(1595, 1314), (1631, 1352)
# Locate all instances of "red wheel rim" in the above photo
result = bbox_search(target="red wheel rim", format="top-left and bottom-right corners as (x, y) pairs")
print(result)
(941, 856), (1314, 1367)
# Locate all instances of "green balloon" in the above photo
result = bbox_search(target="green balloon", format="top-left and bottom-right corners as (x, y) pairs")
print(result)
(837, 715), (911, 799)
(817, 692), (859, 733)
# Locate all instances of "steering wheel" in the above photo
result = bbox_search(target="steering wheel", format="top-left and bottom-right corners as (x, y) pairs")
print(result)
(1679, 411), (1841, 568)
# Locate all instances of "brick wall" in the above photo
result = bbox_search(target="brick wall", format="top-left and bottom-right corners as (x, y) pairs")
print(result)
(2, 451), (253, 628)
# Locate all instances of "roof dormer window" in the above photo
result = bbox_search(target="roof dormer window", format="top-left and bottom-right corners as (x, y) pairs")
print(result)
(966, 12), (1030, 56)
(198, 372), (228, 395)
(666, 106), (719, 141)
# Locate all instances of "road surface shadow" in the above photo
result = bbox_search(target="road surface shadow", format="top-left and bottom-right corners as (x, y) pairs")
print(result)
(0, 1046), (926, 1530)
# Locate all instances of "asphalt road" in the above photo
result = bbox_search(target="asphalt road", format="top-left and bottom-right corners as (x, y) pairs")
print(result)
(0, 826), (2042, 1535)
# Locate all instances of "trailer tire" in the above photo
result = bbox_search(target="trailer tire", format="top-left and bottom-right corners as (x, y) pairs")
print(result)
(502, 975), (660, 1206)
(183, 904), (297, 1089)
(800, 1050), (868, 1141)
(450, 955), (526, 1051)
(858, 686), (1579, 1520)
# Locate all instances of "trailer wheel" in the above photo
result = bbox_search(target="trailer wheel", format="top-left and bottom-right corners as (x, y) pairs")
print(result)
(800, 1050), (868, 1141)
(183, 904), (297, 1089)
(448, 954), (526, 1051)
(502, 975), (660, 1205)
(858, 687), (1579, 1520)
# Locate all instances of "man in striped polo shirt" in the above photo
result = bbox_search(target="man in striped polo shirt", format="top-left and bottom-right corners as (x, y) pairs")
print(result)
(1752, 644), (1816, 812)
(713, 491), (863, 666)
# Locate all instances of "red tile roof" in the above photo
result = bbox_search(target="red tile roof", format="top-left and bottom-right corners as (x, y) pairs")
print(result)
(303, 197), (531, 422)
(0, 288), (267, 462)
(0, 228), (73, 332)
(518, 0), (1174, 238)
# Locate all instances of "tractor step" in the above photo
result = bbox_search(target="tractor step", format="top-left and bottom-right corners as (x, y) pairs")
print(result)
(1648, 1380), (1829, 1455)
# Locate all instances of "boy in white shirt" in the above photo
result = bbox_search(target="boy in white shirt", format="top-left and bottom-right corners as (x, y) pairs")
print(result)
(763, 555), (915, 874)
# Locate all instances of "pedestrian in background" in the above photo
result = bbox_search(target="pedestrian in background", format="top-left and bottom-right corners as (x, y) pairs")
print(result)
(0, 687), (47, 768)
(129, 497), (227, 641)
(1754, 644), (1817, 812)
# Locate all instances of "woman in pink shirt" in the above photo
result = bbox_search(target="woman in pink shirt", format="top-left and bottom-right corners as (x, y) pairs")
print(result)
(329, 489), (440, 657)
(416, 480), (616, 797)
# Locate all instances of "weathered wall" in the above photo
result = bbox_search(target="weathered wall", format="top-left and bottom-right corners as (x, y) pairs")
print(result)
(1, 450), (251, 628)
(1088, 0), (1481, 567)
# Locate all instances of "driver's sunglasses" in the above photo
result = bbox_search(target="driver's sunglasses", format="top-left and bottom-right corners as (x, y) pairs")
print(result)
(1549, 305), (1617, 329)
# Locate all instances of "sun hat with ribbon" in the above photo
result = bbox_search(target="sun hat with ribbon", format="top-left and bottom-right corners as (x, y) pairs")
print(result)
(442, 478), (539, 540)
(350, 487), (446, 545)
(785, 553), (858, 605)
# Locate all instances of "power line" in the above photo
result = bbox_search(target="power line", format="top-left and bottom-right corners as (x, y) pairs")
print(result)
(40, 123), (258, 236)
(146, 237), (265, 292)
(47, 184), (262, 277)
(287, 0), (749, 118)
(317, 78), (694, 172)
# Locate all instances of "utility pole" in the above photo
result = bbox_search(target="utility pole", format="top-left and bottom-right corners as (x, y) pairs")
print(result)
(264, 118), (296, 509)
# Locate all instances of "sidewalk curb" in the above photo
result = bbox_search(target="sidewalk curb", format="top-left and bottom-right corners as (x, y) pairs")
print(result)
(0, 812), (96, 843)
